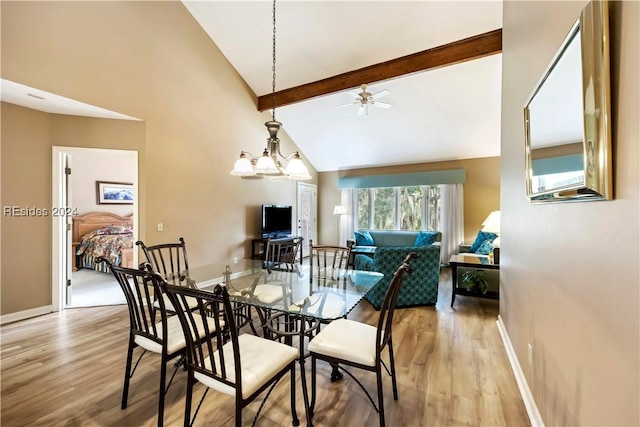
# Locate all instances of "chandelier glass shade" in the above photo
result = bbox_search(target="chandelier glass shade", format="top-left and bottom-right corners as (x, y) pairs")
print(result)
(230, 0), (311, 181)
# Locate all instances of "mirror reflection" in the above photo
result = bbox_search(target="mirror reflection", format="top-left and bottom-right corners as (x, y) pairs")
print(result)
(528, 25), (584, 195)
(524, 0), (612, 203)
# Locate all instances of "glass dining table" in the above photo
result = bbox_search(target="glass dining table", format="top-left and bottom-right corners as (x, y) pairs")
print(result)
(166, 258), (383, 426)
(172, 258), (383, 323)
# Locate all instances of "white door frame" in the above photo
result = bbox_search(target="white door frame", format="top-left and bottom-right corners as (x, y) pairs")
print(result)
(296, 182), (317, 256)
(51, 146), (139, 312)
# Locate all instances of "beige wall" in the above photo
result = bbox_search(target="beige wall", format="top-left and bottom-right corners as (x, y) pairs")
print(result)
(70, 140), (136, 217)
(318, 157), (500, 246)
(1, 104), (52, 313)
(1, 1), (316, 316)
(501, 1), (639, 425)
(1, 103), (145, 314)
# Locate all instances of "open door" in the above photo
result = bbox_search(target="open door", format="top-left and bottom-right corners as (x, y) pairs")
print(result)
(63, 153), (73, 305)
(51, 146), (139, 312)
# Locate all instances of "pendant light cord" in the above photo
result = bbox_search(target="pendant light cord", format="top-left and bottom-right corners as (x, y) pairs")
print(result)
(271, 0), (277, 122)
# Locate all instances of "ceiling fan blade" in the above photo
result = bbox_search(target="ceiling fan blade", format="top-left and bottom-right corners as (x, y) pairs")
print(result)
(336, 100), (359, 109)
(357, 104), (366, 116)
(373, 101), (392, 109)
(371, 89), (390, 99)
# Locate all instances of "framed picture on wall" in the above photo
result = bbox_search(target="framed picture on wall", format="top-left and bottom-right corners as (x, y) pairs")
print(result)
(96, 181), (134, 205)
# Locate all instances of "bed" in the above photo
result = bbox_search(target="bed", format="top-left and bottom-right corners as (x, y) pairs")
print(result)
(73, 212), (134, 273)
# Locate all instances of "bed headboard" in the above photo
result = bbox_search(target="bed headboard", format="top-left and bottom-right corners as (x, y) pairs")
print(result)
(72, 212), (133, 243)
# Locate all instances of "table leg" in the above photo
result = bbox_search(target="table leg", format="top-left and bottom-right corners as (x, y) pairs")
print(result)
(329, 364), (343, 382)
(451, 264), (458, 307)
(298, 316), (313, 426)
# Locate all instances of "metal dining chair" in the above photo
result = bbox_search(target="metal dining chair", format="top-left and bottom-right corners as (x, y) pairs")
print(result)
(136, 237), (190, 285)
(307, 253), (418, 427)
(263, 237), (302, 272)
(308, 239), (351, 285)
(152, 273), (307, 427)
(99, 259), (219, 427)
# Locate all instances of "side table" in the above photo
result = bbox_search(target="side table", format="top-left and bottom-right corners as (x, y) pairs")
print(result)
(449, 254), (499, 307)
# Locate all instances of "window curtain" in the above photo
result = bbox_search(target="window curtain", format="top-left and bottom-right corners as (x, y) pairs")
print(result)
(339, 188), (356, 246)
(439, 183), (464, 264)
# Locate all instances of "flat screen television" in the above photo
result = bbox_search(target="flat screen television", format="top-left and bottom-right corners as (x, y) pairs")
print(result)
(261, 205), (293, 238)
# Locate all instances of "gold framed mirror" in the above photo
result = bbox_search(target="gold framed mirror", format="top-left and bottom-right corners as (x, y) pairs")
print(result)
(524, 0), (612, 203)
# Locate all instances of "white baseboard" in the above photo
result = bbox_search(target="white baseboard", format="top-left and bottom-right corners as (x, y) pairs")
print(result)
(497, 315), (545, 427)
(1, 305), (53, 325)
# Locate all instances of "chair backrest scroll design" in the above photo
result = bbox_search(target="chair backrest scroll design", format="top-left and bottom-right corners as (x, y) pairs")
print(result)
(153, 275), (244, 396)
(376, 252), (418, 356)
(137, 238), (189, 284)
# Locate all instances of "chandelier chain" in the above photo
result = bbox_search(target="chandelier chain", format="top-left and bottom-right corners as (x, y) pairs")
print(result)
(271, 0), (277, 121)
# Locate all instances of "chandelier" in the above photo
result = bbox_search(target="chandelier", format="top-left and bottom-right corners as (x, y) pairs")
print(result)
(230, 0), (311, 180)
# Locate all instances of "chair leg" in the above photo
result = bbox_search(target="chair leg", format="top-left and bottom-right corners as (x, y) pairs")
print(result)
(235, 395), (242, 427)
(376, 367), (385, 427)
(310, 356), (316, 418)
(121, 336), (135, 409)
(388, 343), (398, 400)
(290, 363), (300, 426)
(157, 353), (167, 427)
(184, 370), (193, 427)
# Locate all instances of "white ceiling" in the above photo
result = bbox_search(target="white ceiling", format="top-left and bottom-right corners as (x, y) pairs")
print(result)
(0, 79), (140, 121)
(0, 1), (503, 173)
(184, 0), (504, 171)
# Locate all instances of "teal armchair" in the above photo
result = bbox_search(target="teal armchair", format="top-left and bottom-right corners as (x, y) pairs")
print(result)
(355, 245), (441, 309)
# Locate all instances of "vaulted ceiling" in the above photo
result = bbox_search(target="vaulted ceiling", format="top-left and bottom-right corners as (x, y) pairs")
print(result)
(183, 1), (504, 172)
(1, 1), (504, 173)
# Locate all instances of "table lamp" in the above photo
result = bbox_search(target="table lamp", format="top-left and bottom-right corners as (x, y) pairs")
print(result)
(481, 210), (500, 264)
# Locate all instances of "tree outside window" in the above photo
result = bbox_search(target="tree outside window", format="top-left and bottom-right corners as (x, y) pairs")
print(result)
(372, 188), (394, 229)
(357, 189), (370, 230)
(355, 185), (440, 231)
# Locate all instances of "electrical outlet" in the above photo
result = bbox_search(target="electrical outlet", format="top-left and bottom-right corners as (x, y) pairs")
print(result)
(157, 223), (163, 232)
(528, 343), (533, 365)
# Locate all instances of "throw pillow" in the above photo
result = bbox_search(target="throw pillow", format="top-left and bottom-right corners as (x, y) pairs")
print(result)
(469, 230), (498, 253)
(476, 239), (494, 255)
(414, 231), (438, 246)
(354, 230), (375, 246)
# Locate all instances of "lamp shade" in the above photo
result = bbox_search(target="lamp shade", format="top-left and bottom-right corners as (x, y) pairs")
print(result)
(254, 151), (279, 174)
(333, 205), (347, 215)
(481, 210), (501, 234)
(230, 155), (256, 176)
(284, 156), (311, 180)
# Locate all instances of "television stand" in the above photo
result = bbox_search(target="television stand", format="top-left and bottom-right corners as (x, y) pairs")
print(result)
(251, 235), (304, 263)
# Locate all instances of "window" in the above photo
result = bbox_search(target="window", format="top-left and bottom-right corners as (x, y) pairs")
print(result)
(355, 185), (440, 231)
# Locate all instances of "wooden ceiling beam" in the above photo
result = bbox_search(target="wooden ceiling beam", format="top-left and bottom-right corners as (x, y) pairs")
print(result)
(257, 28), (502, 111)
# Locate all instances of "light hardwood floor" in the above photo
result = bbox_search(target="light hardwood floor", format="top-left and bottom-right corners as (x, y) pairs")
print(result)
(1, 268), (530, 426)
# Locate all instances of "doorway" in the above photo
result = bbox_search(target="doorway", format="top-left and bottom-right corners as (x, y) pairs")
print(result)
(296, 182), (317, 256)
(51, 146), (139, 311)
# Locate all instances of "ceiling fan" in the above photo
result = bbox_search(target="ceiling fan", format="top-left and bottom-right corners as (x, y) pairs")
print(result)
(337, 84), (391, 116)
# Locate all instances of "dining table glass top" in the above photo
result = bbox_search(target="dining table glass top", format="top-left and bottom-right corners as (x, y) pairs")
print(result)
(168, 259), (383, 322)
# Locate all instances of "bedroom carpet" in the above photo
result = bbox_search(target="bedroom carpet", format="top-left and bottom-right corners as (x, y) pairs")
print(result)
(69, 269), (125, 307)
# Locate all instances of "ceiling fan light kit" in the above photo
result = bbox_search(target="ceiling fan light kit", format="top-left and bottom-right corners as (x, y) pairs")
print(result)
(337, 83), (392, 116)
(230, 0), (311, 181)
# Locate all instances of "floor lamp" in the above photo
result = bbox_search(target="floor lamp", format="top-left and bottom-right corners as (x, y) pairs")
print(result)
(333, 205), (346, 245)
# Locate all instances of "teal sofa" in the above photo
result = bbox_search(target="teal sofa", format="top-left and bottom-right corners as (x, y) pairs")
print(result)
(354, 244), (441, 309)
(347, 229), (441, 255)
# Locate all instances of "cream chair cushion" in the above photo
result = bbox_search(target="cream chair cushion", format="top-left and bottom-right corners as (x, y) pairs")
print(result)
(290, 293), (347, 319)
(253, 284), (286, 304)
(195, 333), (298, 399)
(155, 294), (199, 312)
(308, 318), (378, 367)
(134, 313), (219, 355)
